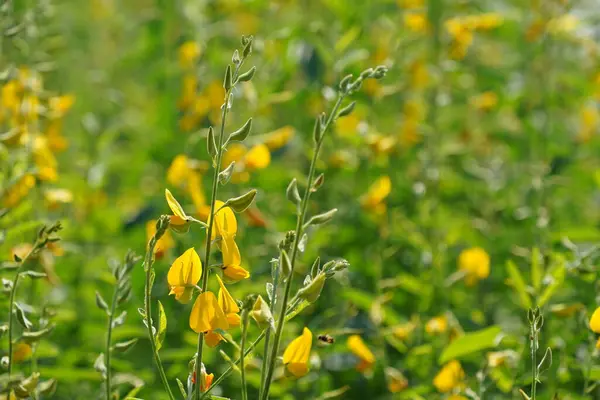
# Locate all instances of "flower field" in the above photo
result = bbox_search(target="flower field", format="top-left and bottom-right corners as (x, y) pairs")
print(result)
(2, 0), (600, 399)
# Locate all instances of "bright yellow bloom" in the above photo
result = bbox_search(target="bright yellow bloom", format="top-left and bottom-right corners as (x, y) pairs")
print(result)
(347, 335), (375, 372)
(205, 330), (224, 348)
(470, 91), (498, 110)
(221, 234), (250, 282)
(179, 41), (201, 69)
(579, 105), (598, 142)
(385, 367), (408, 393)
(264, 126), (295, 150)
(589, 307), (600, 333)
(458, 247), (490, 285)
(48, 94), (75, 118)
(425, 315), (448, 335)
(167, 154), (192, 188)
(433, 360), (464, 393)
(397, 0), (424, 8)
(146, 220), (174, 260)
(179, 74), (198, 111)
(216, 275), (240, 326)
(165, 188), (191, 228)
(189, 291), (229, 333)
(209, 200), (237, 240)
(168, 248), (202, 304)
(361, 176), (391, 210)
(283, 327), (313, 377)
(547, 14), (578, 35)
(393, 322), (416, 341)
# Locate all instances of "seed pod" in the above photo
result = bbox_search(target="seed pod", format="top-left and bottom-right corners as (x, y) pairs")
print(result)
(225, 189), (257, 212)
(223, 65), (233, 91)
(313, 116), (323, 144)
(280, 249), (291, 280)
(207, 126), (217, 159)
(229, 118), (253, 142)
(286, 178), (301, 206)
(237, 66), (256, 83)
(337, 101), (356, 118)
(297, 272), (326, 303)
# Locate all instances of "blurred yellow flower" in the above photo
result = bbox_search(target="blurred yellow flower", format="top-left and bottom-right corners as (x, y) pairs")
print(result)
(283, 327), (312, 377)
(433, 360), (464, 393)
(168, 248), (202, 304)
(397, 0), (424, 8)
(446, 13), (503, 59)
(487, 350), (515, 368)
(579, 105), (598, 142)
(179, 74), (198, 111)
(146, 220), (174, 260)
(189, 291), (229, 333)
(49, 94), (75, 118)
(11, 342), (32, 363)
(43, 188), (73, 210)
(470, 91), (498, 111)
(589, 307), (600, 333)
(245, 144), (271, 170)
(336, 114), (361, 137)
(547, 14), (578, 35)
(3, 174), (36, 208)
(409, 60), (429, 89)
(425, 315), (448, 334)
(264, 126), (295, 150)
(216, 274), (240, 326)
(393, 322), (416, 341)
(404, 12), (429, 33)
(179, 41), (201, 69)
(347, 335), (375, 372)
(385, 367), (408, 392)
(361, 176), (391, 212)
(458, 247), (490, 285)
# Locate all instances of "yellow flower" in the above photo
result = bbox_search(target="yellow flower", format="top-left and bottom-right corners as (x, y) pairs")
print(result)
(589, 307), (600, 333)
(2, 174), (36, 208)
(433, 360), (464, 393)
(347, 335), (375, 372)
(179, 74), (198, 111)
(168, 248), (201, 304)
(448, 396), (468, 400)
(487, 351), (514, 368)
(579, 105), (598, 142)
(205, 330), (224, 348)
(31, 135), (58, 182)
(283, 327), (313, 377)
(11, 342), (32, 363)
(209, 200), (238, 240)
(547, 14), (578, 35)
(425, 315), (448, 335)
(264, 126), (295, 150)
(43, 188), (73, 210)
(179, 41), (201, 69)
(189, 291), (229, 333)
(404, 12), (429, 33)
(470, 91), (498, 111)
(397, 0), (424, 8)
(393, 322), (416, 341)
(48, 94), (75, 118)
(245, 144), (271, 170)
(361, 176), (391, 210)
(165, 188), (191, 228)
(221, 234), (250, 282)
(167, 154), (192, 188)
(216, 274), (240, 326)
(458, 247), (490, 285)
(385, 367), (408, 393)
(146, 220), (174, 260)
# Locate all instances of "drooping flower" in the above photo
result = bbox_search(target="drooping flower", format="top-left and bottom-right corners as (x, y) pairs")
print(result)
(191, 362), (214, 392)
(458, 247), (490, 285)
(189, 291), (229, 333)
(347, 335), (375, 372)
(385, 367), (408, 393)
(167, 248), (201, 304)
(433, 360), (464, 393)
(425, 315), (448, 335)
(165, 188), (192, 231)
(208, 200), (237, 240)
(216, 275), (240, 326)
(283, 327), (313, 377)
(221, 234), (250, 282)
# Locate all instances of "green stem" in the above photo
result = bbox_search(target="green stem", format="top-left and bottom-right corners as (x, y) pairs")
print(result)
(195, 59), (245, 400)
(259, 94), (346, 400)
(7, 246), (36, 378)
(143, 223), (176, 400)
(240, 310), (250, 400)
(105, 282), (119, 400)
(530, 328), (537, 399)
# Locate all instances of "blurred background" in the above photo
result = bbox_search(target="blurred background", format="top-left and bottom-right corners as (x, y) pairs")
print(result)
(3, 0), (600, 399)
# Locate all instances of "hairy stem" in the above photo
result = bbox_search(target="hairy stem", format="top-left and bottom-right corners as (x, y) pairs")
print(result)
(240, 310), (250, 400)
(143, 224), (176, 400)
(259, 93), (345, 399)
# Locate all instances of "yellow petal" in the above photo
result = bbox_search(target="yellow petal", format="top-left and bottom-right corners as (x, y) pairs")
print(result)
(12, 343), (32, 363)
(165, 188), (188, 219)
(168, 248), (202, 288)
(208, 201), (238, 240)
(433, 360), (464, 393)
(362, 176), (391, 208)
(244, 144), (271, 170)
(283, 327), (312, 368)
(167, 155), (191, 188)
(221, 143), (247, 170)
(222, 235), (241, 267)
(226, 313), (241, 327)
(458, 247), (490, 282)
(223, 264), (250, 282)
(287, 362), (309, 377)
(189, 292), (229, 333)
(216, 275), (240, 314)
(347, 335), (375, 365)
(264, 126), (295, 150)
(205, 331), (224, 348)
(590, 307), (600, 333)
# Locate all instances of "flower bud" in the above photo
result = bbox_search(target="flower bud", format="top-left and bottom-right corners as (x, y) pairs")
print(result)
(297, 272), (326, 303)
(250, 295), (274, 329)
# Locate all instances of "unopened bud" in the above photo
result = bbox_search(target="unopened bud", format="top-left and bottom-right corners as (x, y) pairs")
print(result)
(297, 272), (326, 303)
(250, 295), (274, 329)
(224, 189), (257, 213)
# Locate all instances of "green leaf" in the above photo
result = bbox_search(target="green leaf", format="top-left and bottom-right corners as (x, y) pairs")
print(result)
(14, 303), (32, 330)
(506, 260), (532, 309)
(156, 300), (167, 351)
(439, 326), (503, 364)
(95, 291), (110, 314)
(537, 258), (566, 307)
(20, 271), (47, 279)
